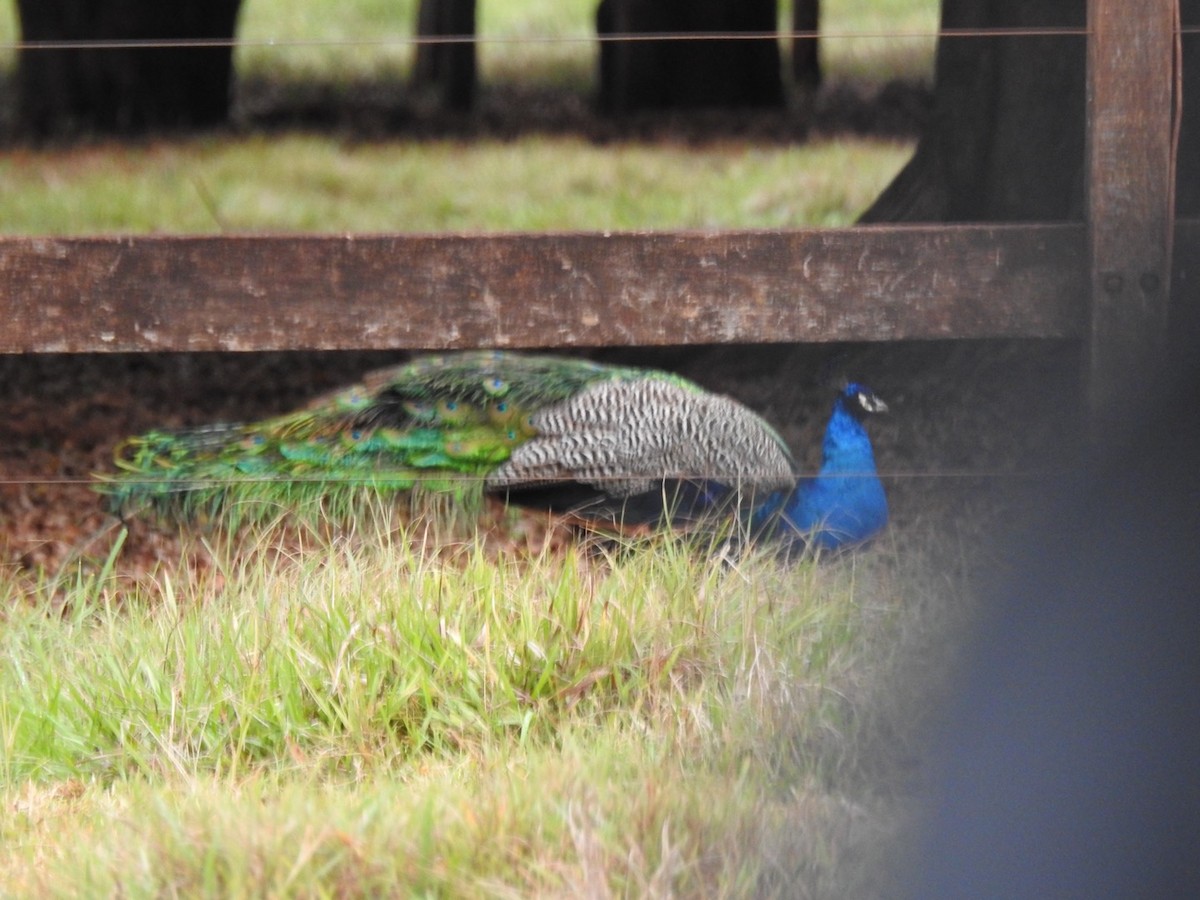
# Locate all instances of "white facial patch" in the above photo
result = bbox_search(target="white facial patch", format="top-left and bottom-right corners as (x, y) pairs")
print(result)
(858, 391), (888, 413)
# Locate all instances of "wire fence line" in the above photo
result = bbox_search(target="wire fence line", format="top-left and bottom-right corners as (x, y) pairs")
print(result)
(0, 26), (1120, 55)
(0, 470), (1071, 488)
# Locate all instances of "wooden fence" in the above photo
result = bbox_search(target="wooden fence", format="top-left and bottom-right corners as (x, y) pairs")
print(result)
(0, 0), (1181, 433)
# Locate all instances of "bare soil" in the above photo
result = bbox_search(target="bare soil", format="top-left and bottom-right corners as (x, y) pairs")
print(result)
(230, 76), (932, 145)
(0, 339), (1081, 585)
(1, 72), (931, 145)
(1, 78), (1081, 585)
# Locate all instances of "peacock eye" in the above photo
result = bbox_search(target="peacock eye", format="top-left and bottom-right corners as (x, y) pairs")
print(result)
(445, 401), (457, 411)
(496, 401), (508, 412)
(350, 429), (363, 440)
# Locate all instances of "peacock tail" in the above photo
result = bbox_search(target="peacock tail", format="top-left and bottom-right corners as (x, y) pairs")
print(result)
(97, 351), (800, 530)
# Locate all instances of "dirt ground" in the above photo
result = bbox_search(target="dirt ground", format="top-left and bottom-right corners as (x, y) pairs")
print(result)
(0, 338), (1082, 584)
(1, 78), (1082, 584)
(1, 68), (931, 146)
(228, 75), (932, 145)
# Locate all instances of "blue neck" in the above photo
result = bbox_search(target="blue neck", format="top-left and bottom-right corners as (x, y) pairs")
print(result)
(768, 398), (888, 552)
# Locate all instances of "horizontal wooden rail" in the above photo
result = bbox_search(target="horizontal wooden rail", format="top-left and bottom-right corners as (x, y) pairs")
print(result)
(0, 224), (1089, 354)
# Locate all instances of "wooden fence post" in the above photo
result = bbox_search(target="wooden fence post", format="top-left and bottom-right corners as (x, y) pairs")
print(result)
(1086, 0), (1179, 437)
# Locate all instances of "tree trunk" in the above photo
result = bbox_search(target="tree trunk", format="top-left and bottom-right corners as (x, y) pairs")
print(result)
(860, 0), (1089, 223)
(413, 0), (477, 111)
(792, 0), (821, 91)
(596, 0), (784, 113)
(862, 0), (1200, 415)
(861, 0), (1200, 323)
(15, 0), (242, 136)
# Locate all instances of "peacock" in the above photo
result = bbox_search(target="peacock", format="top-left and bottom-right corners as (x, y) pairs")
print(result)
(97, 351), (888, 553)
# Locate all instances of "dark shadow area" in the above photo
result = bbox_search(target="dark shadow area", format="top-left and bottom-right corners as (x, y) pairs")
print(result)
(234, 73), (930, 144)
(0, 64), (931, 146)
(0, 338), (1079, 576)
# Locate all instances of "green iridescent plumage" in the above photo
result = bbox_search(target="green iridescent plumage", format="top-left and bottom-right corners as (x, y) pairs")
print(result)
(97, 351), (798, 528)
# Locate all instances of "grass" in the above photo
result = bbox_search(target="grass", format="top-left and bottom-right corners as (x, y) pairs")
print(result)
(0, 1), (937, 84)
(231, 0), (937, 86)
(0, 0), (931, 236)
(0, 136), (912, 234)
(0, 0), (953, 894)
(0, 519), (951, 896)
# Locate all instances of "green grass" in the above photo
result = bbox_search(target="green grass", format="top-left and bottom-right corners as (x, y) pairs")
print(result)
(0, 0), (929, 236)
(0, 0), (937, 85)
(0, 522), (942, 896)
(0, 136), (912, 234)
(232, 0), (937, 87)
(807, 0), (938, 82)
(0, 1), (948, 893)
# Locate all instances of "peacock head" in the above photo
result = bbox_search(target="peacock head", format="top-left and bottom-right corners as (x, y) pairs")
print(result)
(837, 382), (888, 420)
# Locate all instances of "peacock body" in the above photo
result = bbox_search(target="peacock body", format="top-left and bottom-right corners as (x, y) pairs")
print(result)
(99, 351), (887, 552)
